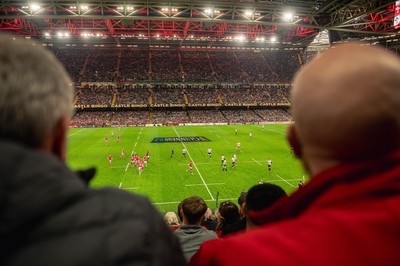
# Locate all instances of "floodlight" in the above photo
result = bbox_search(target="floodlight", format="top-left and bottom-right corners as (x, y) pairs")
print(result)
(270, 36), (277, 42)
(245, 11), (253, 17)
(205, 9), (212, 15)
(284, 12), (293, 20)
(30, 3), (41, 11)
(236, 35), (246, 42)
(44, 32), (50, 36)
(57, 32), (63, 37)
(127, 6), (134, 11)
(80, 5), (89, 10)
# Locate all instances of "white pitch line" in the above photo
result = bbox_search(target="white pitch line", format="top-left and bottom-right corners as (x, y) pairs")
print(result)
(119, 161), (131, 189)
(152, 198), (237, 205)
(276, 174), (296, 188)
(122, 187), (141, 190)
(265, 128), (285, 135)
(68, 128), (85, 136)
(186, 183), (225, 187)
(215, 133), (230, 143)
(121, 129), (143, 189)
(251, 158), (262, 165)
(173, 126), (214, 201)
(178, 162), (210, 166)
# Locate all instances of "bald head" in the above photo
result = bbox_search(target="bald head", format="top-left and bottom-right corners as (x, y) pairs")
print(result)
(290, 43), (400, 173)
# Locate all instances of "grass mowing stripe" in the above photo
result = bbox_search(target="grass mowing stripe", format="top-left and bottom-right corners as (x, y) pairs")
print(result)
(173, 126), (215, 201)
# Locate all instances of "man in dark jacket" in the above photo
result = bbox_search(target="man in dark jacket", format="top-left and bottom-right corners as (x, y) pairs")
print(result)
(0, 34), (186, 266)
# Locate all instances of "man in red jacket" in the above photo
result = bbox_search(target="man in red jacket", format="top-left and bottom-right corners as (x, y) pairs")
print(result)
(190, 43), (400, 266)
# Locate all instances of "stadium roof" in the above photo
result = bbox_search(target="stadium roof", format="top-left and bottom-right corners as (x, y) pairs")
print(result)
(0, 0), (399, 49)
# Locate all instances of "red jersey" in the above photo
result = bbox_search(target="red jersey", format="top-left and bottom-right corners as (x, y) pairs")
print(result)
(107, 155), (112, 161)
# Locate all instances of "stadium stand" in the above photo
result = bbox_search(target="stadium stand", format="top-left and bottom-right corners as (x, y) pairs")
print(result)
(53, 48), (300, 127)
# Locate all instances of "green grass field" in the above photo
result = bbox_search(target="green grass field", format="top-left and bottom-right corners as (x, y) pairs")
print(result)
(67, 124), (306, 213)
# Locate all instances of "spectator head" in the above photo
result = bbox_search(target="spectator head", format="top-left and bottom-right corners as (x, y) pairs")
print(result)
(177, 201), (183, 223)
(288, 43), (400, 176)
(181, 196), (208, 225)
(0, 34), (74, 161)
(164, 212), (180, 226)
(238, 191), (248, 218)
(216, 200), (240, 231)
(245, 183), (287, 228)
(204, 208), (213, 220)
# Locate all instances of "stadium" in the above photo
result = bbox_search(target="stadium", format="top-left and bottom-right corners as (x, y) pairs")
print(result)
(1, 0), (399, 216)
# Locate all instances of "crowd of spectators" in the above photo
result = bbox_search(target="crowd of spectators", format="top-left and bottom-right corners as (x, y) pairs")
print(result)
(185, 86), (220, 104)
(71, 111), (112, 127)
(209, 51), (245, 82)
(222, 110), (261, 123)
(151, 111), (191, 125)
(82, 49), (119, 82)
(251, 85), (291, 104)
(112, 111), (149, 125)
(264, 51), (300, 83)
(187, 110), (227, 124)
(70, 108), (292, 127)
(151, 50), (181, 82)
(115, 85), (150, 105)
(54, 49), (89, 82)
(118, 50), (150, 82)
(75, 85), (115, 106)
(254, 109), (292, 122)
(236, 52), (272, 83)
(219, 87), (253, 104)
(52, 48), (303, 84)
(151, 86), (186, 105)
(160, 182), (288, 262)
(300, 50), (319, 65)
(181, 51), (214, 82)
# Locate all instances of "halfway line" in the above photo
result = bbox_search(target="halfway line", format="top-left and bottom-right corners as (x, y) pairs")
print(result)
(173, 126), (214, 201)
